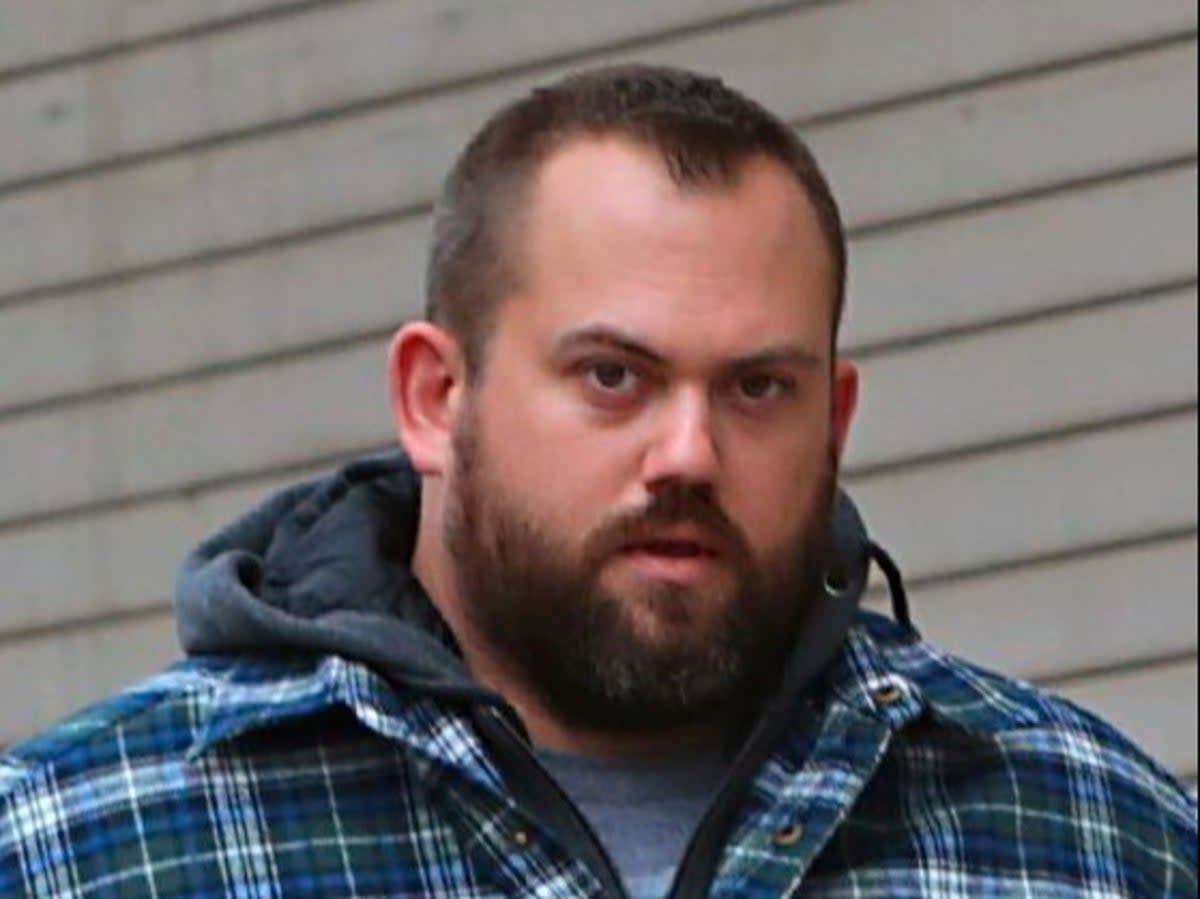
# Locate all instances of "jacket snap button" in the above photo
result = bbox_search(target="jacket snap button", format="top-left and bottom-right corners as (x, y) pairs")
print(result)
(512, 829), (532, 850)
(872, 683), (905, 706)
(773, 824), (804, 847)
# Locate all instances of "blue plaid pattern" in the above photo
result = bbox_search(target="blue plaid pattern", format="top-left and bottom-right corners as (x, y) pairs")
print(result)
(2, 613), (1195, 897)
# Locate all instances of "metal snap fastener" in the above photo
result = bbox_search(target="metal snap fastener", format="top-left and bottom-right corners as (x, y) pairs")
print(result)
(773, 824), (804, 847)
(512, 828), (532, 850)
(872, 683), (905, 706)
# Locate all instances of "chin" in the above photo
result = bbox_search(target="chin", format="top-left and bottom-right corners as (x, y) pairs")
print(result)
(604, 578), (735, 642)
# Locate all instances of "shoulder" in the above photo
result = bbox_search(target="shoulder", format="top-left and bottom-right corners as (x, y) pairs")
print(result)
(0, 658), (224, 894)
(844, 613), (1198, 889)
(1, 659), (228, 789)
(857, 612), (1194, 801)
(0, 656), (313, 847)
(0, 651), (377, 793)
(0, 653), (399, 897)
(0, 651), (474, 898)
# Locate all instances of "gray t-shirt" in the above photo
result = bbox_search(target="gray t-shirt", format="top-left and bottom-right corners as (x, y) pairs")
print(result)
(538, 746), (729, 899)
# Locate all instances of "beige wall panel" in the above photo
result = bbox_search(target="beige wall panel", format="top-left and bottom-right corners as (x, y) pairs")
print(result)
(3, 157), (1195, 419)
(0, 610), (178, 745)
(866, 536), (1198, 682)
(4, 12), (1198, 301)
(0, 0), (297, 72)
(3, 283), (1196, 527)
(0, 218), (430, 412)
(0, 468), (323, 638)
(1054, 658), (1198, 777)
(0, 342), (391, 526)
(4, 0), (1196, 185)
(844, 165), (1198, 350)
(0, 0), (789, 183)
(810, 40), (1198, 228)
(850, 411), (1198, 580)
(614, 0), (1197, 141)
(849, 287), (1199, 469)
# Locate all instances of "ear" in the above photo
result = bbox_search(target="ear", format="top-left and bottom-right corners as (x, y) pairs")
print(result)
(830, 357), (859, 462)
(387, 322), (465, 476)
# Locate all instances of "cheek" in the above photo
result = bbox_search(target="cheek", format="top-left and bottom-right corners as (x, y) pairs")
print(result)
(725, 426), (831, 543)
(473, 379), (636, 529)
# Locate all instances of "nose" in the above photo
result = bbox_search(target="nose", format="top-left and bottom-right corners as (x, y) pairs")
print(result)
(640, 389), (721, 492)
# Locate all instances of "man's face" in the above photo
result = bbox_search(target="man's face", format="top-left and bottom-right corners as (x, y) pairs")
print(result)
(443, 137), (855, 733)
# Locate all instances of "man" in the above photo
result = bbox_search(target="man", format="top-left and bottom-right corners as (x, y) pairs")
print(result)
(1, 66), (1194, 898)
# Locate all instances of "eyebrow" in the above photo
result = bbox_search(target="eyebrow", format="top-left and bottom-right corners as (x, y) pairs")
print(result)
(553, 324), (826, 371)
(555, 325), (668, 365)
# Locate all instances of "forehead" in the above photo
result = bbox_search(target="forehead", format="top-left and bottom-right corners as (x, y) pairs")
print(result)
(528, 136), (815, 264)
(498, 136), (835, 361)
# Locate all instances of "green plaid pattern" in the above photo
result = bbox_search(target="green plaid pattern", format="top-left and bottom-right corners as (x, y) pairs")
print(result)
(2, 613), (1195, 897)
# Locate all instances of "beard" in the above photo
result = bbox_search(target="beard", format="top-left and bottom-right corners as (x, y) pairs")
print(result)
(444, 403), (837, 735)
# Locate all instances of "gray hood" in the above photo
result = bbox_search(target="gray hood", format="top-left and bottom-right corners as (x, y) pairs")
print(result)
(175, 450), (897, 707)
(176, 452), (481, 699)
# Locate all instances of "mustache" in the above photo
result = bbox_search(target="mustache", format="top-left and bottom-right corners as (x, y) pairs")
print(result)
(583, 483), (749, 563)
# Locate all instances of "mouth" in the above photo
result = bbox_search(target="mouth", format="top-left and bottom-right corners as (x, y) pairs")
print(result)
(620, 539), (719, 559)
(613, 534), (725, 584)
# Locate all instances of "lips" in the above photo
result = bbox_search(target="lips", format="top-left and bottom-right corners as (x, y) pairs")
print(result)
(613, 535), (724, 585)
(622, 539), (717, 559)
(617, 525), (724, 560)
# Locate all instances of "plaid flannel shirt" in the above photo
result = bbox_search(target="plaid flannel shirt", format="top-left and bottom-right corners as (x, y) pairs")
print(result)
(2, 613), (1195, 898)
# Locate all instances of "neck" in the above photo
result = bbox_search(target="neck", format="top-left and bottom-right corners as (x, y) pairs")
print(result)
(522, 707), (743, 758)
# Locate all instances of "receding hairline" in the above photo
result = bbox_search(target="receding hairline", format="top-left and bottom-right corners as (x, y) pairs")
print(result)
(482, 133), (841, 328)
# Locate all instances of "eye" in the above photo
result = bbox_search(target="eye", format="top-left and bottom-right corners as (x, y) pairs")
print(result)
(736, 372), (794, 402)
(584, 360), (641, 396)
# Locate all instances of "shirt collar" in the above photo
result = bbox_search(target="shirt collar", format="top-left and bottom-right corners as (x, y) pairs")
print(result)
(827, 612), (1046, 735)
(185, 654), (506, 794)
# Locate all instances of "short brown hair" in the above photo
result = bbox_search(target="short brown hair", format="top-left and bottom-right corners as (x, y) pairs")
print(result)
(425, 64), (846, 376)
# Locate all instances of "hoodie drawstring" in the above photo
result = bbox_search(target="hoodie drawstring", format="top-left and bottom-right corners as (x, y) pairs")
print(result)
(869, 541), (915, 633)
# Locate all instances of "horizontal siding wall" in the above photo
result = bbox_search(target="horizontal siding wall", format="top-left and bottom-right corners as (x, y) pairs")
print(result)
(0, 1), (307, 74)
(1, 0), (1196, 780)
